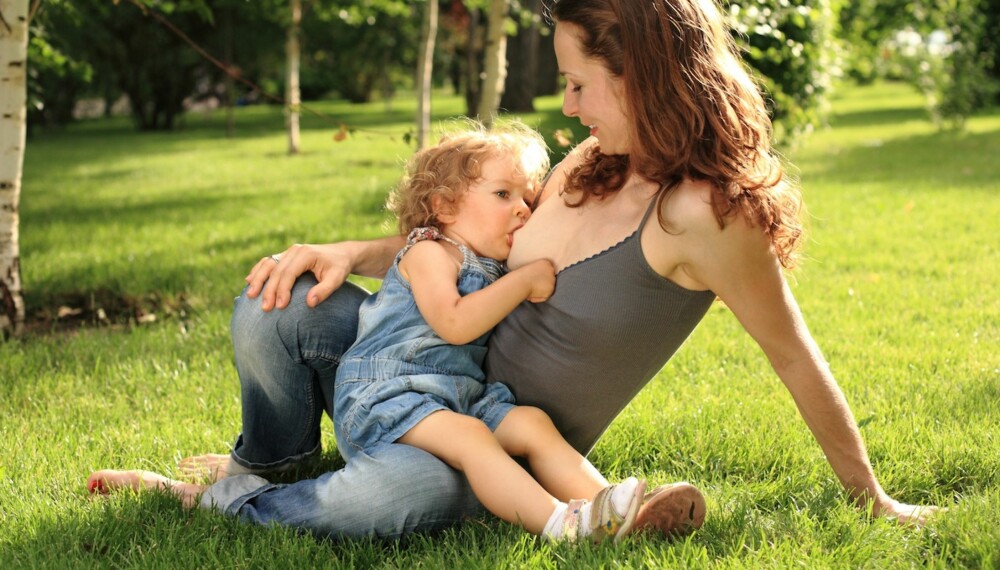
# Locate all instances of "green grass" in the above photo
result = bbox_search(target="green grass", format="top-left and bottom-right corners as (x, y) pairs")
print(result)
(2, 82), (998, 568)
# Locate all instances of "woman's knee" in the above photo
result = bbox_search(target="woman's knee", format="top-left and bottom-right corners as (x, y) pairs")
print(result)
(230, 276), (368, 362)
(291, 280), (369, 359)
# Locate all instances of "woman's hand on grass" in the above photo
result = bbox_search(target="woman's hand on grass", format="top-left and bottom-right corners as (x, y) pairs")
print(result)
(247, 243), (354, 311)
(874, 496), (942, 526)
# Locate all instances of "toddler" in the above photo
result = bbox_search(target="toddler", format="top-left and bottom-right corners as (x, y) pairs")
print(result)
(331, 121), (646, 542)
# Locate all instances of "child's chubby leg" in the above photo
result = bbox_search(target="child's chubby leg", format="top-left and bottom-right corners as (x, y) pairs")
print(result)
(493, 406), (607, 502)
(398, 409), (645, 542)
(397, 410), (558, 534)
(495, 406), (706, 539)
(86, 469), (206, 510)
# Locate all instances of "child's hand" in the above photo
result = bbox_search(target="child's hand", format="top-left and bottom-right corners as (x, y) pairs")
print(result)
(517, 259), (556, 303)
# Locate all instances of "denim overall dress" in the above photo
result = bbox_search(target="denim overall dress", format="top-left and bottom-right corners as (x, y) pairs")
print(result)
(333, 227), (518, 462)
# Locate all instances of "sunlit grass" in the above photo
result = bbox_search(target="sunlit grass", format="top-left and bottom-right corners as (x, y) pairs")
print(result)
(2, 82), (997, 568)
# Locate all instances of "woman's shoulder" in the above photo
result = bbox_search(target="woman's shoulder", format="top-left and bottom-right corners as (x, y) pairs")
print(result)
(647, 178), (774, 290)
(658, 178), (720, 234)
(658, 178), (768, 252)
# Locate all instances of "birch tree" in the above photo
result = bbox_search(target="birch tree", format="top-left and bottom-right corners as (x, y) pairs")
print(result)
(0, 0), (28, 338)
(286, 0), (301, 155)
(476, 0), (508, 125)
(415, 0), (438, 149)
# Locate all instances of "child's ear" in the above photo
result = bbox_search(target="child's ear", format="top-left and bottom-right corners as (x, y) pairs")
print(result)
(431, 195), (457, 225)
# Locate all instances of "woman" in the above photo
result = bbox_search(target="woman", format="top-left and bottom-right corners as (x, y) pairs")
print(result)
(91, 0), (937, 538)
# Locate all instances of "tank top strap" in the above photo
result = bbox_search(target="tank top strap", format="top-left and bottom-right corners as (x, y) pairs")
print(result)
(637, 192), (660, 231)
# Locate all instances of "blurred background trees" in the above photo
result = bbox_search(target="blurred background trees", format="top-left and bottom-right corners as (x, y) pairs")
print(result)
(838, 0), (1000, 127)
(23, 0), (1000, 137)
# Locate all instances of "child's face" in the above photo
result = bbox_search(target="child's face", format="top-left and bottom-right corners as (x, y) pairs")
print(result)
(441, 156), (535, 261)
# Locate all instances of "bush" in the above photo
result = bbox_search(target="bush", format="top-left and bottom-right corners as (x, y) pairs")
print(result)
(876, 3), (999, 127)
(27, 35), (92, 130)
(727, 0), (836, 144)
(839, 0), (1000, 128)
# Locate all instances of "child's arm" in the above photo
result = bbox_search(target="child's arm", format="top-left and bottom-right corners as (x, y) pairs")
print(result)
(401, 240), (555, 345)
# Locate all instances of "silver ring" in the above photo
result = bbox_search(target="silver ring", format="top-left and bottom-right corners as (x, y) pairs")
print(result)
(269, 254), (282, 263)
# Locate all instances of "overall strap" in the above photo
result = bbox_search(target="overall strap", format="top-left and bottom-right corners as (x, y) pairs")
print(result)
(399, 226), (476, 265)
(400, 226), (504, 282)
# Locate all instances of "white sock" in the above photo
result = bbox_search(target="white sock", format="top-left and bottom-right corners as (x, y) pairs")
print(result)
(608, 477), (641, 517)
(541, 477), (641, 541)
(542, 502), (570, 540)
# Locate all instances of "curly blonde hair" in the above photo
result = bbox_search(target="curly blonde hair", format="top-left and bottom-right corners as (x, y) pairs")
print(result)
(388, 121), (550, 234)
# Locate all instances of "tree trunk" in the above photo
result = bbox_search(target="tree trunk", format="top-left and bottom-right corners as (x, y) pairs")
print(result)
(499, 0), (540, 112)
(465, 7), (481, 116)
(0, 0), (28, 338)
(536, 24), (559, 96)
(222, 4), (235, 138)
(286, 0), (301, 155)
(477, 0), (508, 126)
(415, 0), (438, 150)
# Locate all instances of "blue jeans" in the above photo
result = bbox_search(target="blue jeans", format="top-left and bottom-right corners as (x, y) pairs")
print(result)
(199, 276), (482, 539)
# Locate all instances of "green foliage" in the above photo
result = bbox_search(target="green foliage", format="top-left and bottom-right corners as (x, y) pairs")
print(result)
(983, 0), (1000, 95)
(26, 0), (95, 130)
(932, 0), (1000, 126)
(99, 3), (214, 130)
(26, 34), (92, 130)
(838, 0), (1000, 128)
(302, 1), (420, 103)
(128, 0), (214, 22)
(727, 0), (836, 143)
(36, 0), (216, 130)
(26, 0), (838, 141)
(835, 0), (910, 83)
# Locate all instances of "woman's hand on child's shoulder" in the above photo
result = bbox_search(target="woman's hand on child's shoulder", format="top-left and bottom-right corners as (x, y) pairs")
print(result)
(512, 259), (556, 303)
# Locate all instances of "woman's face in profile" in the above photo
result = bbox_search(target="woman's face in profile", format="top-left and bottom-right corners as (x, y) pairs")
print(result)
(554, 22), (630, 155)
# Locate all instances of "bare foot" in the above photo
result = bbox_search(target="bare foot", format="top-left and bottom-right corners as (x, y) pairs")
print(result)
(87, 469), (205, 509)
(178, 453), (233, 483)
(634, 482), (707, 538)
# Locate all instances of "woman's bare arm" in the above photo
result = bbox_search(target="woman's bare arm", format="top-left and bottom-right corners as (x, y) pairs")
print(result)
(666, 186), (938, 525)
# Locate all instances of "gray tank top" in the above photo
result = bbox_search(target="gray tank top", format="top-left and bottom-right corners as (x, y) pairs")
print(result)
(484, 199), (716, 454)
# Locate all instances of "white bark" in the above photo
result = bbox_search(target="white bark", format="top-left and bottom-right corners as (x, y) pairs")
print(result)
(415, 0), (438, 150)
(286, 0), (301, 155)
(0, 0), (28, 337)
(477, 0), (508, 126)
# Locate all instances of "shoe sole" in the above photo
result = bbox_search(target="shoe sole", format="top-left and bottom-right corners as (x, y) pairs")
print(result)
(633, 482), (706, 537)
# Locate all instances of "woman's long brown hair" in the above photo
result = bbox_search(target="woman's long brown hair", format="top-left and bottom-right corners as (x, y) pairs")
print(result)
(549, 0), (804, 268)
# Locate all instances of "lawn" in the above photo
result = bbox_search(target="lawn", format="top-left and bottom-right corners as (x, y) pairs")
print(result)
(1, 82), (997, 568)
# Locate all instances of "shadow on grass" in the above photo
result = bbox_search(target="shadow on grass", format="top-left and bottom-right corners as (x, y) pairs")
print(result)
(27, 100), (584, 178)
(828, 107), (930, 128)
(802, 125), (1000, 189)
(3, 489), (488, 568)
(28, 191), (237, 230)
(0, 493), (375, 567)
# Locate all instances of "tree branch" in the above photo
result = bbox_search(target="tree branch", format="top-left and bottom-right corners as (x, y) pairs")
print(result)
(29, 0), (43, 24)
